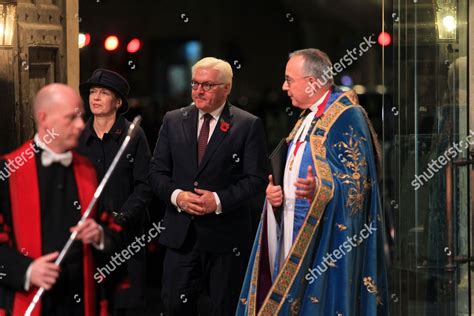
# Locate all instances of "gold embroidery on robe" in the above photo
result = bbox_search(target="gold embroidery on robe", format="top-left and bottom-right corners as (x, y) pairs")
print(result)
(290, 298), (301, 316)
(327, 259), (337, 268)
(310, 296), (319, 304)
(255, 93), (358, 315)
(363, 276), (383, 305)
(336, 223), (348, 231)
(333, 126), (371, 215)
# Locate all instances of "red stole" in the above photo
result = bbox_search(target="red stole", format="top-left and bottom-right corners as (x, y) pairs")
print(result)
(3, 141), (98, 316)
(315, 87), (332, 118)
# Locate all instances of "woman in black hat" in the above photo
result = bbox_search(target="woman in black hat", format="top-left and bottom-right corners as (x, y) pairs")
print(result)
(76, 69), (152, 316)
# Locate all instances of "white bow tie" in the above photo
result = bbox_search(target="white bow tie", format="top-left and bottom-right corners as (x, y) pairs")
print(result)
(41, 150), (73, 167)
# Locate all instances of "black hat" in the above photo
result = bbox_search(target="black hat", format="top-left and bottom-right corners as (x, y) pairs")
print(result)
(79, 69), (130, 114)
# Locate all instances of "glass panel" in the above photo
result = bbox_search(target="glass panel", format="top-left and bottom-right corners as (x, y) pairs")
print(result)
(3, 5), (16, 46)
(0, 4), (16, 46)
(0, 5), (4, 46)
(387, 0), (469, 314)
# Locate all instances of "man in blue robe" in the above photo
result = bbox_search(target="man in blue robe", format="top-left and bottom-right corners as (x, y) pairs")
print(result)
(237, 48), (389, 315)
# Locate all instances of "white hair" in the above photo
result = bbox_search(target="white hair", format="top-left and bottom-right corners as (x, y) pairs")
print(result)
(192, 57), (233, 85)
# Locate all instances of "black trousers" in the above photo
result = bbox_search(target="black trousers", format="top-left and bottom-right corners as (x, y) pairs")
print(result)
(41, 295), (84, 316)
(112, 307), (147, 316)
(161, 227), (246, 316)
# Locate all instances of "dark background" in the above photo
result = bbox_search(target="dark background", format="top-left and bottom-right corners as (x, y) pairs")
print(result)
(79, 0), (390, 313)
(79, 0), (388, 149)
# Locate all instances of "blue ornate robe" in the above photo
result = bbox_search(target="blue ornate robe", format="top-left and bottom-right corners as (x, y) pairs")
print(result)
(237, 87), (388, 315)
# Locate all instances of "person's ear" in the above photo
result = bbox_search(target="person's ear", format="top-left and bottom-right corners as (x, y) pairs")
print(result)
(307, 78), (318, 93)
(308, 76), (317, 85)
(115, 99), (122, 109)
(36, 111), (48, 127)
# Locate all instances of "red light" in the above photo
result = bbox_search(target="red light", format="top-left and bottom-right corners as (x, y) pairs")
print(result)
(104, 35), (119, 51)
(127, 38), (142, 53)
(78, 33), (91, 48)
(84, 33), (91, 46)
(378, 32), (391, 46)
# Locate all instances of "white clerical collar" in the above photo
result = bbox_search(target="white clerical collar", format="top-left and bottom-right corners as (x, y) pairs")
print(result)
(294, 90), (330, 143)
(34, 134), (72, 167)
(309, 90), (330, 113)
(198, 102), (226, 121)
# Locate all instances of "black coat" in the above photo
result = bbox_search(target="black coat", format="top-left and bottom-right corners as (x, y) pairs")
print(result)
(149, 102), (268, 253)
(77, 116), (152, 227)
(76, 116), (152, 310)
(0, 147), (123, 315)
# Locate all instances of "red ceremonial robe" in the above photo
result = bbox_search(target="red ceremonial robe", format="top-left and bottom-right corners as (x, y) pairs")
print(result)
(3, 141), (98, 316)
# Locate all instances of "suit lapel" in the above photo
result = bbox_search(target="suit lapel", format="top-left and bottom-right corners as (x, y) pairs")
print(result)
(182, 104), (198, 170)
(196, 102), (233, 176)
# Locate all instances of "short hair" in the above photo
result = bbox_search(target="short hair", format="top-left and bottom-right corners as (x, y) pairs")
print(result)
(33, 83), (79, 122)
(289, 48), (334, 87)
(192, 57), (233, 85)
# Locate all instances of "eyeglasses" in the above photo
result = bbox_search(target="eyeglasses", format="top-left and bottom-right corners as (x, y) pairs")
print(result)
(284, 76), (311, 87)
(191, 80), (225, 91)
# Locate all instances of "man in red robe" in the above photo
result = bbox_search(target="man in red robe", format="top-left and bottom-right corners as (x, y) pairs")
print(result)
(0, 84), (122, 316)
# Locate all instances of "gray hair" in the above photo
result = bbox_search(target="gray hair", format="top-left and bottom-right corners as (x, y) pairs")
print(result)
(192, 57), (233, 85)
(289, 48), (334, 88)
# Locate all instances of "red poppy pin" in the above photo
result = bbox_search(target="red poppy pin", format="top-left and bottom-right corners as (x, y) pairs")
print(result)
(220, 120), (230, 133)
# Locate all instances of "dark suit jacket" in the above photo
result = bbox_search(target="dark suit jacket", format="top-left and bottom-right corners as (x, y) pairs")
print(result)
(149, 102), (268, 253)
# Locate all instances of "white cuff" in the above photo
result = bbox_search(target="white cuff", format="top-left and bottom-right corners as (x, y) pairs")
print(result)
(24, 264), (33, 291)
(213, 192), (222, 214)
(171, 189), (184, 212)
(92, 226), (105, 250)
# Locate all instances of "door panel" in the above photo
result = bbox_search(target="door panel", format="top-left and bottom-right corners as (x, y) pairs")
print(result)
(387, 0), (469, 314)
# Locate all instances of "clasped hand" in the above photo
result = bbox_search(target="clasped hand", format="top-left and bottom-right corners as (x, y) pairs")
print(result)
(177, 189), (217, 215)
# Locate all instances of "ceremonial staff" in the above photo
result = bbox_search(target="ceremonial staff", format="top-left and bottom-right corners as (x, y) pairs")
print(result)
(25, 115), (142, 316)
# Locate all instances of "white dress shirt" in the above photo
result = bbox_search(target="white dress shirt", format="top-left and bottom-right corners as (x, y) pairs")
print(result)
(34, 134), (73, 167)
(171, 102), (226, 214)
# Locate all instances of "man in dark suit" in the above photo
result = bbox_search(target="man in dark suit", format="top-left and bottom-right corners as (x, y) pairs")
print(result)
(149, 57), (268, 315)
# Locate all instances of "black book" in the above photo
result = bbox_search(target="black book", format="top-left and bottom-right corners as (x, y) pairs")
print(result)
(268, 138), (288, 224)
(269, 138), (288, 185)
